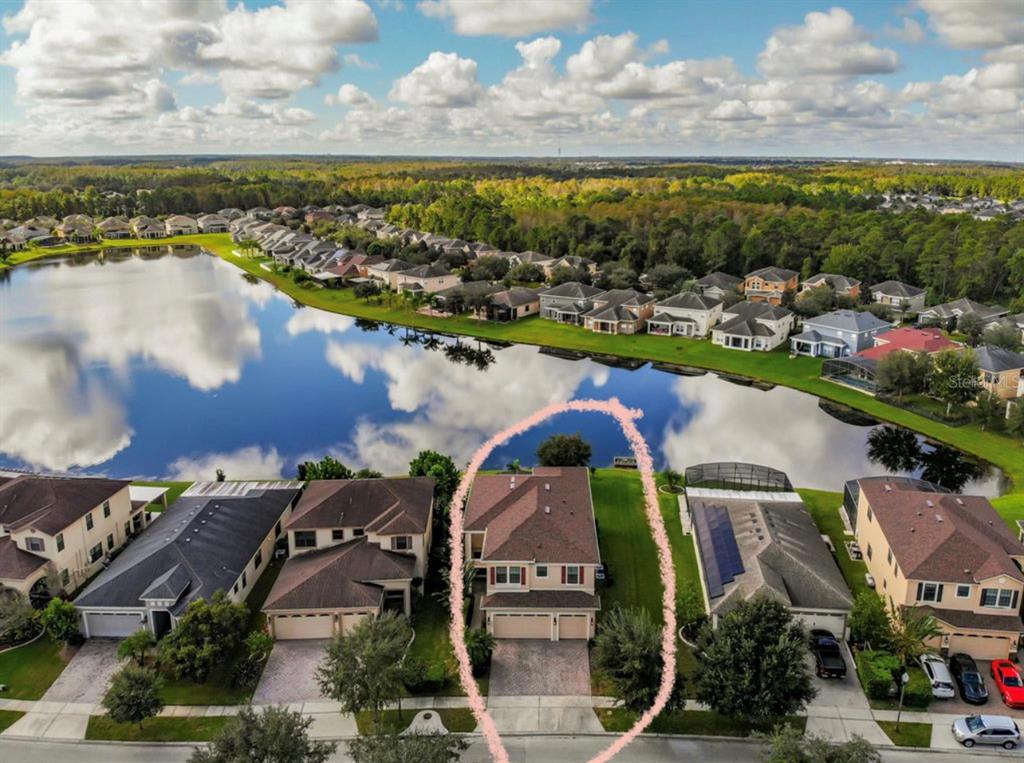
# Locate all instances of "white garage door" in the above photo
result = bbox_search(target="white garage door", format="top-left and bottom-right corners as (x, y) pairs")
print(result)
(948, 633), (1014, 661)
(558, 614), (589, 640)
(85, 611), (146, 638)
(273, 614), (334, 640)
(341, 612), (369, 635)
(795, 611), (847, 638)
(491, 613), (551, 639)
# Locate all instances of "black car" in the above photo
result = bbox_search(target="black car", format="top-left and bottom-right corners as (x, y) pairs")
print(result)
(809, 629), (847, 678)
(950, 653), (989, 705)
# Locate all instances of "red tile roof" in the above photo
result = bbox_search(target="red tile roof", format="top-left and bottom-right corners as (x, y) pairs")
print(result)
(856, 327), (960, 360)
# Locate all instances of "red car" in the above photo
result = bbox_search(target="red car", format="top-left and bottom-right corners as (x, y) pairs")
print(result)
(991, 660), (1024, 708)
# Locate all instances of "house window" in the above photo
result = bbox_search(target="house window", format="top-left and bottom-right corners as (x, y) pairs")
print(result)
(124, 521), (131, 536)
(60, 569), (69, 585)
(241, 572), (248, 589)
(956, 585), (972, 598)
(254, 549), (263, 570)
(86, 513), (94, 531)
(233, 582), (239, 594)
(916, 582), (944, 603)
(536, 565), (548, 578)
(353, 528), (365, 537)
(332, 529), (345, 541)
(866, 507), (873, 523)
(493, 566), (522, 585)
(25, 537), (44, 552)
(56, 533), (64, 552)
(103, 501), (111, 518)
(565, 566), (581, 585)
(391, 536), (411, 551)
(981, 588), (1019, 609)
(106, 533), (115, 550)
(294, 531), (317, 548)
(886, 549), (893, 565)
(275, 521), (282, 538)
(89, 543), (103, 562)
(866, 543), (872, 560)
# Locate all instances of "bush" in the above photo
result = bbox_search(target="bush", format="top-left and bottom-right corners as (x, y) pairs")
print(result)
(402, 657), (449, 694)
(855, 650), (899, 700)
(902, 667), (933, 708)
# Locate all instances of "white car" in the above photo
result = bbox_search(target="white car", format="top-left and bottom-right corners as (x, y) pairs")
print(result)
(952, 715), (1021, 749)
(920, 654), (956, 699)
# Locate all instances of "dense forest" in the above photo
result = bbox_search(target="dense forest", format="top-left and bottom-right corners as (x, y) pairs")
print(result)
(2, 158), (1022, 309)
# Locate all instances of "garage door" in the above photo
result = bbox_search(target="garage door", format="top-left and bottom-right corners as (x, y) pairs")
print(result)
(85, 611), (146, 638)
(273, 614), (334, 640)
(948, 633), (1013, 661)
(558, 614), (589, 640)
(795, 612), (847, 638)
(341, 612), (369, 635)
(491, 613), (551, 639)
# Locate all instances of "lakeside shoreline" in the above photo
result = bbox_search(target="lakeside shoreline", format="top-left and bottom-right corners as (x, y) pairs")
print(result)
(6, 233), (1023, 499)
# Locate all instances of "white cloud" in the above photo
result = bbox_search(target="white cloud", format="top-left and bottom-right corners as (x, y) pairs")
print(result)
(916, 0), (1024, 50)
(566, 33), (639, 80)
(210, 98), (317, 125)
(326, 83), (376, 107)
(418, 0), (591, 37)
(167, 445), (284, 481)
(708, 99), (759, 121)
(884, 17), (926, 44)
(758, 7), (900, 79)
(389, 51), (482, 107)
(285, 310), (356, 336)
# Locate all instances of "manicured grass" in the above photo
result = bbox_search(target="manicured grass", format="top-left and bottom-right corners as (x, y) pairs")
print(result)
(878, 720), (932, 748)
(405, 590), (488, 697)
(437, 707), (477, 732)
(993, 493), (1024, 529)
(597, 707), (806, 736)
(0, 710), (25, 733)
(86, 715), (230, 742)
(799, 488), (870, 598)
(356, 709), (412, 735)
(0, 637), (69, 700)
(130, 480), (192, 510)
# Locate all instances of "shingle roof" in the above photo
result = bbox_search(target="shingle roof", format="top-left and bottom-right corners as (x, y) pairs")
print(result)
(464, 468), (600, 564)
(974, 345), (1024, 373)
(723, 301), (792, 322)
(400, 263), (453, 279)
(856, 327), (960, 359)
(286, 478), (434, 535)
(539, 282), (605, 300)
(263, 536), (415, 611)
(919, 298), (1008, 321)
(696, 272), (742, 289)
(870, 280), (925, 298)
(482, 590), (600, 609)
(803, 273), (862, 292)
(915, 605), (1023, 633)
(0, 536), (48, 580)
(0, 476), (130, 535)
(746, 266), (799, 282)
(804, 309), (892, 333)
(491, 287), (539, 307)
(656, 292), (721, 311)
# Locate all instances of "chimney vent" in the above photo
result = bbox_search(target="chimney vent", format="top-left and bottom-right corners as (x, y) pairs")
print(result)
(884, 484), (892, 492)
(544, 505), (550, 515)
(544, 483), (550, 492)
(935, 514), (943, 523)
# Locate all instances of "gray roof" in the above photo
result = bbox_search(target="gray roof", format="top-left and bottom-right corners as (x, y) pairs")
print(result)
(974, 345), (1024, 373)
(716, 316), (775, 337)
(803, 273), (861, 292)
(723, 301), (792, 322)
(491, 287), (539, 307)
(649, 312), (695, 325)
(870, 280), (924, 298)
(696, 271), (742, 289)
(400, 263), (453, 279)
(746, 266), (798, 282)
(540, 282), (605, 300)
(804, 309), (892, 334)
(75, 484), (300, 613)
(919, 298), (1008, 321)
(656, 292), (721, 311)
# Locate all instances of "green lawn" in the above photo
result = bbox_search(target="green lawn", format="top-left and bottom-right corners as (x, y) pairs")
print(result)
(597, 707), (806, 736)
(130, 480), (192, 510)
(0, 638), (69, 699)
(86, 715), (230, 742)
(798, 488), (870, 598)
(405, 589), (488, 697)
(878, 720), (932, 748)
(356, 709), (413, 735)
(0, 710), (25, 733)
(436, 707), (477, 732)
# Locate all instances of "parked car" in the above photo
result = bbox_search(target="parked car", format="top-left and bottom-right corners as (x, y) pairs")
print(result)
(952, 715), (1020, 749)
(950, 653), (989, 705)
(808, 629), (847, 678)
(864, 572), (875, 589)
(991, 660), (1024, 708)
(919, 654), (955, 698)
(595, 562), (612, 587)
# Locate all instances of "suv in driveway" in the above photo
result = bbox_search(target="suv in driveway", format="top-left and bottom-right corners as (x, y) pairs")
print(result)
(808, 629), (847, 678)
(920, 654), (955, 699)
(952, 715), (1021, 749)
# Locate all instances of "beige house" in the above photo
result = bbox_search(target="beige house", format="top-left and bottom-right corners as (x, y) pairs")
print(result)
(265, 478), (435, 639)
(164, 215), (198, 236)
(975, 346), (1024, 400)
(853, 477), (1024, 660)
(464, 467), (601, 640)
(583, 289), (656, 335)
(392, 263), (461, 295)
(0, 476), (144, 598)
(743, 267), (799, 305)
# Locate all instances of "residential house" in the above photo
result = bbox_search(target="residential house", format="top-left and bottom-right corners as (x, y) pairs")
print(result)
(647, 292), (723, 337)
(917, 298), (1008, 331)
(273, 206), (298, 219)
(196, 213), (229, 233)
(263, 478), (434, 639)
(800, 273), (862, 299)
(218, 208), (245, 220)
(305, 209), (335, 226)
(539, 282), (605, 325)
(431, 281), (504, 315)
(869, 281), (926, 316)
(855, 326), (961, 361)
(365, 258), (414, 289)
(1, 229), (26, 251)
(488, 287), (540, 321)
(975, 346), (1024, 400)
(511, 250), (555, 270)
(688, 486), (852, 635)
(54, 220), (94, 243)
(711, 301), (795, 352)
(583, 289), (656, 334)
(96, 216), (132, 239)
(852, 477), (1024, 660)
(543, 255), (598, 279)
(790, 309), (892, 358)
(988, 313), (1024, 344)
(164, 215), (198, 236)
(0, 476), (144, 598)
(392, 263), (461, 294)
(742, 266), (799, 305)
(464, 467), (600, 640)
(75, 481), (301, 638)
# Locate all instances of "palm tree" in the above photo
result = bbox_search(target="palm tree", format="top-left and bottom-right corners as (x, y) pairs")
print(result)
(505, 459), (523, 475)
(662, 468), (683, 493)
(888, 607), (942, 730)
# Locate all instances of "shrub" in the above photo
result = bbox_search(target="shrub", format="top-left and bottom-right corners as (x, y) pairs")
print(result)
(403, 657), (449, 694)
(902, 667), (933, 708)
(855, 650), (899, 700)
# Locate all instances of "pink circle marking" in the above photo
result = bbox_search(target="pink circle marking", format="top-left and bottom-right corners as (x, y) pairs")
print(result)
(447, 397), (678, 763)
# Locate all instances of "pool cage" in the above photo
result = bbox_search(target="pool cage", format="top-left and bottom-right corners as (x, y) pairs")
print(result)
(684, 462), (793, 492)
(821, 356), (879, 394)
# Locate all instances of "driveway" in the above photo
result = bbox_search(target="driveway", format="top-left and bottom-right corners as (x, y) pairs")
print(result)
(252, 640), (329, 704)
(805, 647), (890, 746)
(41, 639), (123, 704)
(488, 640), (590, 696)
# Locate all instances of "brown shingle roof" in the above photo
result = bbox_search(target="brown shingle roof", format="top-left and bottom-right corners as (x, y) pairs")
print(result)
(862, 481), (1024, 585)
(0, 476), (130, 535)
(263, 536), (415, 611)
(916, 605), (1023, 633)
(0, 536), (48, 580)
(482, 590), (600, 609)
(286, 478), (434, 535)
(464, 468), (600, 564)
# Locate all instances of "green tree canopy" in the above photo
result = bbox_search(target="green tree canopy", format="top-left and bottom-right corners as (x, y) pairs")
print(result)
(190, 706), (335, 763)
(408, 450), (460, 511)
(928, 349), (979, 414)
(536, 433), (592, 467)
(297, 455), (354, 481)
(347, 731), (468, 763)
(849, 592), (891, 648)
(40, 598), (78, 644)
(118, 629), (157, 667)
(103, 666), (163, 728)
(158, 591), (248, 682)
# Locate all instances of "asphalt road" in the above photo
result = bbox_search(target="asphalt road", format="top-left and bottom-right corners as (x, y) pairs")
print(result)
(0, 736), (999, 763)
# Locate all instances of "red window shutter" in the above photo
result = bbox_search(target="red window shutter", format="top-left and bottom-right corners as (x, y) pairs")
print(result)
(490, 567), (495, 585)
(579, 567), (584, 585)
(561, 566), (566, 584)
(521, 567), (527, 586)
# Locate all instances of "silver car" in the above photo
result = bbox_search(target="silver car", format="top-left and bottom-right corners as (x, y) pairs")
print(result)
(952, 715), (1021, 750)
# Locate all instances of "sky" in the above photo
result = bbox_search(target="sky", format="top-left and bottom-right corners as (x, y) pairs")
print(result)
(0, 0), (1021, 160)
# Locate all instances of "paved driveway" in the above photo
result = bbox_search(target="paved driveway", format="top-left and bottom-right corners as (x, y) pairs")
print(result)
(42, 639), (123, 704)
(253, 640), (329, 704)
(488, 640), (590, 697)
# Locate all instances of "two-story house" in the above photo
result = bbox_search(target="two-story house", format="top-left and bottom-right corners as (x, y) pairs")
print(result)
(392, 263), (461, 295)
(463, 467), (601, 641)
(695, 271), (743, 301)
(742, 267), (799, 305)
(648, 292), (723, 337)
(75, 481), (301, 638)
(800, 273), (862, 300)
(539, 282), (606, 325)
(262, 478), (435, 639)
(583, 289), (656, 334)
(365, 258), (414, 289)
(869, 280), (926, 316)
(0, 476), (143, 598)
(975, 346), (1024, 400)
(852, 477), (1024, 660)
(711, 301), (795, 351)
(790, 309), (892, 358)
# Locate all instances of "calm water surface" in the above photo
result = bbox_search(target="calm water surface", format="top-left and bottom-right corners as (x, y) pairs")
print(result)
(0, 249), (1002, 495)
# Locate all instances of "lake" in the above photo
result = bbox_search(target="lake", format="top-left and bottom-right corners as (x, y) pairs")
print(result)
(0, 248), (1002, 495)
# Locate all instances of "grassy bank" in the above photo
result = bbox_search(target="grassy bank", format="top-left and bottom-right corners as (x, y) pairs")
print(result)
(597, 707), (806, 737)
(0, 710), (25, 734)
(86, 715), (230, 742)
(878, 721), (932, 748)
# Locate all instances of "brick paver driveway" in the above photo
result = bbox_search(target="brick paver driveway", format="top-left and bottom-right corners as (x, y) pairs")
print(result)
(488, 640), (591, 696)
(42, 639), (123, 704)
(253, 640), (329, 704)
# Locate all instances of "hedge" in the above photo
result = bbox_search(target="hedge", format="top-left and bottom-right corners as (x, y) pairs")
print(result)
(854, 650), (931, 708)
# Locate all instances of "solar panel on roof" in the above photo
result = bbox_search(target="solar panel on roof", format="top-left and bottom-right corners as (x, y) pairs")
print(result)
(694, 505), (745, 600)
